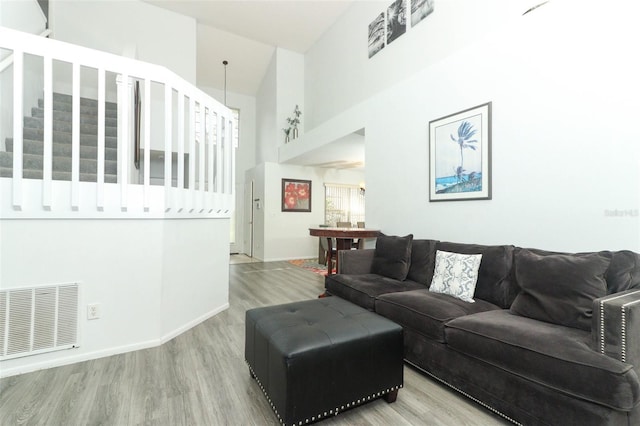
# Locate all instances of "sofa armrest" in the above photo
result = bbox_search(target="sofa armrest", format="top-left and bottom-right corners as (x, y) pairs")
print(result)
(592, 289), (640, 375)
(337, 249), (375, 274)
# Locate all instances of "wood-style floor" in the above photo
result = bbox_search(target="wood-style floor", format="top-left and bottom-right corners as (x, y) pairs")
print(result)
(0, 260), (510, 425)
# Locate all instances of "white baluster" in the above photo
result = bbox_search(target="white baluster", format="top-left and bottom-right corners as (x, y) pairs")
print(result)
(97, 67), (105, 209)
(188, 96), (196, 213)
(216, 113), (223, 197)
(71, 62), (80, 209)
(164, 83), (172, 212)
(117, 73), (130, 210)
(177, 90), (185, 209)
(207, 106), (215, 213)
(143, 78), (151, 210)
(199, 101), (206, 212)
(12, 49), (23, 210)
(42, 55), (52, 208)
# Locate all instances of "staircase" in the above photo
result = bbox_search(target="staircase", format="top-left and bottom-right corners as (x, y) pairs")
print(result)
(1, 27), (235, 219)
(0, 92), (119, 183)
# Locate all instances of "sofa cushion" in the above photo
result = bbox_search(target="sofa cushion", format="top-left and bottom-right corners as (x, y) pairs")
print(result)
(605, 250), (640, 293)
(445, 310), (640, 410)
(325, 274), (424, 311)
(371, 234), (414, 281)
(406, 239), (438, 285)
(430, 250), (482, 303)
(511, 249), (611, 331)
(520, 248), (640, 294)
(436, 242), (516, 308)
(375, 289), (501, 343)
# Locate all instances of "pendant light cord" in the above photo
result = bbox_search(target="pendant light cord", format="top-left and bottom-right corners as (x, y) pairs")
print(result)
(222, 60), (228, 106)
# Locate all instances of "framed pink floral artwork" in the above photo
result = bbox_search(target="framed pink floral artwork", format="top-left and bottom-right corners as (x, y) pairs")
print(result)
(282, 179), (312, 212)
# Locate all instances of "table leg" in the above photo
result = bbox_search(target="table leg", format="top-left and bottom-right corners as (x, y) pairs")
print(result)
(326, 238), (334, 275)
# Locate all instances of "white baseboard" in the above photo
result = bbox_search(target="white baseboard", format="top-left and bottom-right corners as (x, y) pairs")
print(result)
(161, 303), (229, 344)
(265, 256), (318, 262)
(0, 303), (230, 378)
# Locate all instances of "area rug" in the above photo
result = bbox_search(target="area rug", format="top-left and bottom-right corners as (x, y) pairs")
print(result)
(288, 259), (334, 276)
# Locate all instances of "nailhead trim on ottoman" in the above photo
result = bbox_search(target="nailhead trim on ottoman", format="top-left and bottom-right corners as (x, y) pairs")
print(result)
(245, 297), (404, 426)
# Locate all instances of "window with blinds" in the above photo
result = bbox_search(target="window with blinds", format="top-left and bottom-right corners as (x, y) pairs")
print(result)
(324, 184), (365, 226)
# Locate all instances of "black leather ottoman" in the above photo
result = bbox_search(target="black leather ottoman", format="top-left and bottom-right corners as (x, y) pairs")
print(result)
(245, 297), (403, 426)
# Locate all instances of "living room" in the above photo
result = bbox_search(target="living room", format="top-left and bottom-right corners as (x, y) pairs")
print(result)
(1, 0), (639, 424)
(3, 0), (637, 260)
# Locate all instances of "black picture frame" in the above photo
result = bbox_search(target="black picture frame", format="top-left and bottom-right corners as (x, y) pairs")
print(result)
(282, 178), (312, 212)
(429, 102), (492, 201)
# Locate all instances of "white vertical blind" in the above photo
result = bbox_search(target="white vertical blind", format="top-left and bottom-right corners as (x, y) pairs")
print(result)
(324, 184), (365, 226)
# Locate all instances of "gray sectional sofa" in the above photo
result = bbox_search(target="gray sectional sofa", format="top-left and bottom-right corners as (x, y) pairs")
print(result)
(324, 235), (640, 425)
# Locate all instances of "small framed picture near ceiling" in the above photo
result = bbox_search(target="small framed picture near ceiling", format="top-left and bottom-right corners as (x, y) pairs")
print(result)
(387, 0), (407, 45)
(411, 0), (434, 27)
(429, 102), (492, 201)
(368, 12), (385, 58)
(282, 179), (312, 212)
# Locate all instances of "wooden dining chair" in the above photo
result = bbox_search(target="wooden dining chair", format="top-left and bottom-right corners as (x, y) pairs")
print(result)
(336, 222), (352, 228)
(354, 222), (365, 248)
(319, 235), (336, 272)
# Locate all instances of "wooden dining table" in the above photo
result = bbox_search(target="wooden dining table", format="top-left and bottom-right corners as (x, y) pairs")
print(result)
(309, 227), (381, 274)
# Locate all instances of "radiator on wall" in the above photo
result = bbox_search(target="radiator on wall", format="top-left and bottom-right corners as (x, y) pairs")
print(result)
(0, 283), (79, 360)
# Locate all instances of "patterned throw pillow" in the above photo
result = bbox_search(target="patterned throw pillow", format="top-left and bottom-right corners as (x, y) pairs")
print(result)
(430, 250), (483, 303)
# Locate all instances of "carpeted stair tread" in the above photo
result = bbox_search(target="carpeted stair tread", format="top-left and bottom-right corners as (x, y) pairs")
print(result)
(51, 92), (118, 110)
(24, 116), (118, 137)
(0, 166), (118, 183)
(18, 129), (118, 148)
(31, 107), (118, 127)
(2, 92), (120, 184)
(38, 99), (119, 118)
(0, 152), (117, 175)
(6, 138), (117, 161)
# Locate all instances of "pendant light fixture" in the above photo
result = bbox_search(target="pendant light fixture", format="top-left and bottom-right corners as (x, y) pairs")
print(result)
(222, 60), (228, 106)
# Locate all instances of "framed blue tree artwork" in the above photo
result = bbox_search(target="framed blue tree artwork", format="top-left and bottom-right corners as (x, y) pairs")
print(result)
(429, 102), (492, 201)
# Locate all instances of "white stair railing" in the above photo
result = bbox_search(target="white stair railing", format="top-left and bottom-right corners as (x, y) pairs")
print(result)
(0, 29), (51, 74)
(0, 26), (235, 219)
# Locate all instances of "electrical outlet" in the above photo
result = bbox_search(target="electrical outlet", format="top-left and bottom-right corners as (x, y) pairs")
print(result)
(87, 303), (101, 320)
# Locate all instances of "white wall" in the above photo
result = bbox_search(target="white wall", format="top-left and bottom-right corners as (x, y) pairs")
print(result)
(201, 86), (257, 255)
(0, 0), (47, 34)
(305, 0), (640, 253)
(276, 48), (305, 136)
(0, 218), (229, 377)
(305, 0), (521, 128)
(250, 162), (364, 261)
(256, 48), (305, 164)
(160, 219), (229, 337)
(50, 0), (196, 84)
(256, 53), (277, 164)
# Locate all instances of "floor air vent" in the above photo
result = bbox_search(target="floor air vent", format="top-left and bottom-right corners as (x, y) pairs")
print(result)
(0, 283), (79, 360)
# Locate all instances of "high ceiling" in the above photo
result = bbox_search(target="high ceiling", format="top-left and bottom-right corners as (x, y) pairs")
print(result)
(144, 0), (356, 95)
(144, 0), (365, 170)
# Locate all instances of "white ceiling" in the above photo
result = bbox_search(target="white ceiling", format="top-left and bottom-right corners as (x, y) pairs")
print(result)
(144, 0), (356, 95)
(144, 0), (365, 170)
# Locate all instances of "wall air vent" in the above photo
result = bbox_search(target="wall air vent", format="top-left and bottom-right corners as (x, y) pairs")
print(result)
(0, 283), (79, 360)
